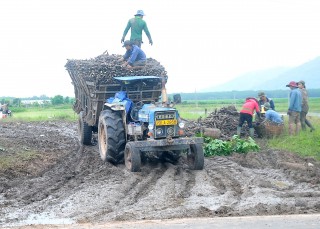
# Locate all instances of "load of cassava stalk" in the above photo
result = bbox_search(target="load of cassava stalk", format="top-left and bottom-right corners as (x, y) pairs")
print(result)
(184, 105), (251, 140)
(65, 53), (168, 84)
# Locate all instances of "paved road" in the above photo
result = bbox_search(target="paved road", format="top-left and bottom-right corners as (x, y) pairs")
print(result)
(5, 214), (320, 229)
(92, 214), (320, 229)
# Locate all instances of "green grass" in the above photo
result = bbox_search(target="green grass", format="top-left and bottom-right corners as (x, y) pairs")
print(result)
(267, 117), (320, 160)
(3, 105), (77, 122)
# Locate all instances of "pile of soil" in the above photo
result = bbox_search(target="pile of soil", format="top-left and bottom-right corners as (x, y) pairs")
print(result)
(1, 120), (320, 227)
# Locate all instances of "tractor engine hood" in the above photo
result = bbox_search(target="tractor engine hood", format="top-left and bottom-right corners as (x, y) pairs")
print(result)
(138, 104), (177, 123)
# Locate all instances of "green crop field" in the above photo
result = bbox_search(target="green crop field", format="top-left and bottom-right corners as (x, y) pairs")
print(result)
(4, 104), (77, 122)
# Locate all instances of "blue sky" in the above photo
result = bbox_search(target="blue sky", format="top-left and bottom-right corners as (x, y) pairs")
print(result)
(1, 0), (320, 97)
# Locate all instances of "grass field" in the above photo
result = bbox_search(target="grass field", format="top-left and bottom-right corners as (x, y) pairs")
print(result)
(2, 99), (320, 160)
(266, 115), (320, 160)
(5, 104), (77, 122)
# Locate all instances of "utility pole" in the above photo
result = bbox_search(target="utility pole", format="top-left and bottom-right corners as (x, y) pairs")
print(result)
(195, 88), (198, 108)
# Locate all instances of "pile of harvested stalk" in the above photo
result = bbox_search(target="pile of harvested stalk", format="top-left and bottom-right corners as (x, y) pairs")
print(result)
(65, 53), (167, 84)
(184, 105), (252, 140)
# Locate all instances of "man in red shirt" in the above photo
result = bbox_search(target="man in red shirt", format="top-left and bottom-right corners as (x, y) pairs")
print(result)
(237, 97), (261, 138)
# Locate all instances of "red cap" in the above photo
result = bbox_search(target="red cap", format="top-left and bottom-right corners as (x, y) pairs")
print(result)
(286, 81), (298, 88)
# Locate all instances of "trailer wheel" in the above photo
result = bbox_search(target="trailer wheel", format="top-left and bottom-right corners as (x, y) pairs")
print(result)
(78, 111), (92, 145)
(187, 144), (204, 170)
(98, 109), (126, 164)
(124, 142), (141, 172)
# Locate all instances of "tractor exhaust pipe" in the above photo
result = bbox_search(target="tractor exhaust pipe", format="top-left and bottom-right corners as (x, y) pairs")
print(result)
(161, 74), (168, 104)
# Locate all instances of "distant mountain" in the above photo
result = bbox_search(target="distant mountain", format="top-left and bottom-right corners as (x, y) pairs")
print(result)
(202, 56), (320, 92)
(257, 57), (320, 90)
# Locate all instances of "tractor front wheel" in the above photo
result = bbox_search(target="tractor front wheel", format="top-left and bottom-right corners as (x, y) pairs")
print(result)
(124, 142), (141, 172)
(187, 144), (204, 170)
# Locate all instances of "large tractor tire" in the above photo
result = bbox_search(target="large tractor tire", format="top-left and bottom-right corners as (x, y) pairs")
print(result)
(98, 109), (126, 164)
(124, 142), (141, 172)
(187, 144), (204, 170)
(78, 111), (92, 145)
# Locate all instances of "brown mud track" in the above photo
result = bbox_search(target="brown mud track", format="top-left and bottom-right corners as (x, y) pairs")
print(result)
(0, 121), (320, 227)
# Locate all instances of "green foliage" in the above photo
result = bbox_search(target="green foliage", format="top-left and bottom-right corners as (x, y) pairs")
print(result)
(0, 98), (10, 105)
(204, 138), (232, 156)
(12, 98), (21, 106)
(204, 135), (260, 157)
(64, 96), (70, 104)
(51, 95), (64, 105)
(1, 95), (75, 108)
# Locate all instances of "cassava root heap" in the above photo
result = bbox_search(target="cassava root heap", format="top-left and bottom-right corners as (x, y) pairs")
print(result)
(185, 105), (247, 140)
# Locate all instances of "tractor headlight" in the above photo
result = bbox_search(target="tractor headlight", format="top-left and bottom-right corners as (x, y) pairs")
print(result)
(178, 122), (185, 129)
(167, 127), (174, 136)
(156, 128), (163, 135)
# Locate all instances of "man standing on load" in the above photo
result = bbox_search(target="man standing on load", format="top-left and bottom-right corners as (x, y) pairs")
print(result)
(121, 10), (153, 48)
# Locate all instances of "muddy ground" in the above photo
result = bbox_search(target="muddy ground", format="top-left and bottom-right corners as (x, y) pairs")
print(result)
(0, 120), (320, 227)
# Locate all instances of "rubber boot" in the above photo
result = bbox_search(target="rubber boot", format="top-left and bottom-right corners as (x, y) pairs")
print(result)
(237, 127), (241, 137)
(249, 128), (255, 138)
(305, 119), (315, 132)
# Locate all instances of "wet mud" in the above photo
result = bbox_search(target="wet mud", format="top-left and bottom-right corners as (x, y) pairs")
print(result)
(0, 121), (319, 227)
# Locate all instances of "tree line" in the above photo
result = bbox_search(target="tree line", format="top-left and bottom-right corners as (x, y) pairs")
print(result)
(0, 95), (75, 107)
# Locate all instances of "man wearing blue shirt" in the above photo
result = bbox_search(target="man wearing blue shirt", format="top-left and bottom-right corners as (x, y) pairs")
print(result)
(121, 40), (146, 69)
(286, 81), (302, 135)
(264, 102), (283, 124)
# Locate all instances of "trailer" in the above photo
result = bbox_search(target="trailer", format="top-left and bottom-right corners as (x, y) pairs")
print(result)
(65, 54), (204, 172)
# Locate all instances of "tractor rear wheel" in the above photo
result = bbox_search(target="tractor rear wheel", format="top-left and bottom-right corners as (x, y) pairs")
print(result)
(124, 142), (141, 172)
(187, 144), (204, 170)
(98, 109), (126, 164)
(78, 111), (92, 145)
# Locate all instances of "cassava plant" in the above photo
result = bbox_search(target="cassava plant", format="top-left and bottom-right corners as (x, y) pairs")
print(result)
(204, 135), (260, 157)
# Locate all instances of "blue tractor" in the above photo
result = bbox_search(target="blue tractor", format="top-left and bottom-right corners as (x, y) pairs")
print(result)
(67, 63), (204, 172)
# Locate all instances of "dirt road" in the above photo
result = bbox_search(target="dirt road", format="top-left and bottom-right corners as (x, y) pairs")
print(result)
(0, 120), (319, 227)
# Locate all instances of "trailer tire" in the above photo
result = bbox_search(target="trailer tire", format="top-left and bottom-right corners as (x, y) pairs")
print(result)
(124, 142), (141, 172)
(187, 144), (204, 170)
(78, 111), (92, 145)
(98, 109), (126, 164)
